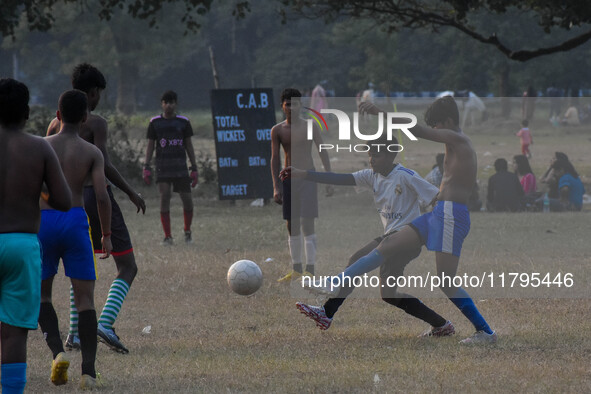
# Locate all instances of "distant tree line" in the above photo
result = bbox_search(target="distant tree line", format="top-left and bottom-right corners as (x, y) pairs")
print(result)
(1, 0), (590, 113)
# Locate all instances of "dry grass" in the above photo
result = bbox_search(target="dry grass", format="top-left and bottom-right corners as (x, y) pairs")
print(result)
(23, 117), (591, 393)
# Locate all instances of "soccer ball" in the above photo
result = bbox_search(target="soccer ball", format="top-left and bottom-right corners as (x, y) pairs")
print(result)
(227, 260), (263, 296)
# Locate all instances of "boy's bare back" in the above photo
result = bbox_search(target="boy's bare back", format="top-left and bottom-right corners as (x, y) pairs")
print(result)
(0, 130), (71, 233)
(48, 113), (107, 146)
(42, 131), (105, 208)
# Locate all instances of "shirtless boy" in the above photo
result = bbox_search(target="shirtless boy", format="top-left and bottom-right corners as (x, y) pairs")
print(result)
(47, 64), (145, 353)
(271, 88), (332, 281)
(0, 78), (71, 393)
(39, 89), (112, 389)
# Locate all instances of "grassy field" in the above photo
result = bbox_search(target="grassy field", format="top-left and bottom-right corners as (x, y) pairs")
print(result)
(23, 108), (591, 392)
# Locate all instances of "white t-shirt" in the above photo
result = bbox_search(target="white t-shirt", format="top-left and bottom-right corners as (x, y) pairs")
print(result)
(352, 165), (439, 235)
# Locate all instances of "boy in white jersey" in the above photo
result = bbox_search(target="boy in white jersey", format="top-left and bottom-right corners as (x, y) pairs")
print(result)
(281, 137), (454, 336)
(306, 97), (497, 344)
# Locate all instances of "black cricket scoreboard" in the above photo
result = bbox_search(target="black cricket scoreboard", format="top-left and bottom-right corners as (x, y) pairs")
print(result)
(210, 89), (276, 200)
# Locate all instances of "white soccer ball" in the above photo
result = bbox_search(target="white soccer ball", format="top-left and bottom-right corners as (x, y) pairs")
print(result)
(227, 259), (263, 296)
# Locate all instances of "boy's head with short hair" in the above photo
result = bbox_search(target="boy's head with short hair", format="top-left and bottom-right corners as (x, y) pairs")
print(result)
(161, 90), (178, 103)
(368, 135), (399, 175)
(521, 119), (529, 127)
(494, 158), (508, 172)
(72, 63), (106, 94)
(0, 78), (29, 128)
(280, 88), (301, 104)
(425, 96), (459, 129)
(280, 88), (302, 117)
(58, 89), (88, 124)
(160, 90), (178, 118)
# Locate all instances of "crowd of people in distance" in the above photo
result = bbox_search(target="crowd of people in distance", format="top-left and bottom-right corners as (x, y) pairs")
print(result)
(422, 104), (586, 214)
(485, 151), (585, 213)
(424, 127), (585, 214)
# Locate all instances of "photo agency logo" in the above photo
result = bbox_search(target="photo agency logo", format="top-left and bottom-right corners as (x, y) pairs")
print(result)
(304, 105), (418, 153)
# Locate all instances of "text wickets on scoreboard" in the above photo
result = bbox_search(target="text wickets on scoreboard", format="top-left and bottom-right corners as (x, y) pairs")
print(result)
(210, 89), (275, 200)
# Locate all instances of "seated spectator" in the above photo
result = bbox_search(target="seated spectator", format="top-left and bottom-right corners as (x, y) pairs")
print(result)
(486, 158), (524, 212)
(539, 152), (569, 199)
(552, 160), (585, 211)
(513, 155), (537, 194)
(425, 153), (444, 188)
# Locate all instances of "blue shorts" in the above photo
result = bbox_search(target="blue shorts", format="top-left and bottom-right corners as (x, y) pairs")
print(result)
(409, 201), (470, 257)
(0, 233), (42, 329)
(38, 208), (97, 280)
(282, 178), (318, 220)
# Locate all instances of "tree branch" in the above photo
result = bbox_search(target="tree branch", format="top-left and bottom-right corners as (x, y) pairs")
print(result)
(285, 0), (591, 62)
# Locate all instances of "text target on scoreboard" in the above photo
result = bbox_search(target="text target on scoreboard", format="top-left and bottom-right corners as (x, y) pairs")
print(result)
(210, 89), (276, 200)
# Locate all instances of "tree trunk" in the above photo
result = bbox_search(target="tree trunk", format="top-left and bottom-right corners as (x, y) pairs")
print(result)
(499, 62), (511, 118)
(110, 22), (140, 115)
(116, 60), (138, 115)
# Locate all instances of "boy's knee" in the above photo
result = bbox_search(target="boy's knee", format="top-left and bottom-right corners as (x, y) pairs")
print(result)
(115, 254), (138, 276)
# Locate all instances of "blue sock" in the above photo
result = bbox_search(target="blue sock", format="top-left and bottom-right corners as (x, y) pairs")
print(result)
(1, 363), (27, 394)
(449, 288), (493, 334)
(340, 249), (384, 283)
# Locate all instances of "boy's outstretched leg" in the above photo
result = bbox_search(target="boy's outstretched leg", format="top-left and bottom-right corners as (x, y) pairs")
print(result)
(296, 238), (377, 330)
(436, 252), (496, 344)
(379, 245), (453, 337)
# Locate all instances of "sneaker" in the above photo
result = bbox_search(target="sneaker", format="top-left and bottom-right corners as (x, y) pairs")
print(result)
(97, 323), (129, 354)
(50, 352), (70, 386)
(80, 373), (104, 390)
(420, 320), (455, 337)
(161, 236), (174, 246)
(184, 231), (193, 244)
(459, 330), (498, 345)
(296, 302), (332, 330)
(65, 334), (81, 351)
(301, 276), (340, 297)
(277, 269), (302, 282)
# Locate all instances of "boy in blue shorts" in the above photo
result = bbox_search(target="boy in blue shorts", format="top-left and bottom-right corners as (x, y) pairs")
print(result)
(38, 90), (112, 389)
(0, 78), (71, 394)
(47, 64), (145, 354)
(307, 96), (496, 344)
(282, 137), (454, 336)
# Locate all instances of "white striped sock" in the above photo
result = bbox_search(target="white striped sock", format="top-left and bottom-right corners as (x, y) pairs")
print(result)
(98, 279), (130, 329)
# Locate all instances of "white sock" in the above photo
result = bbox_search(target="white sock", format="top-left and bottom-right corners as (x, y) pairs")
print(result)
(304, 234), (317, 268)
(288, 235), (302, 265)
